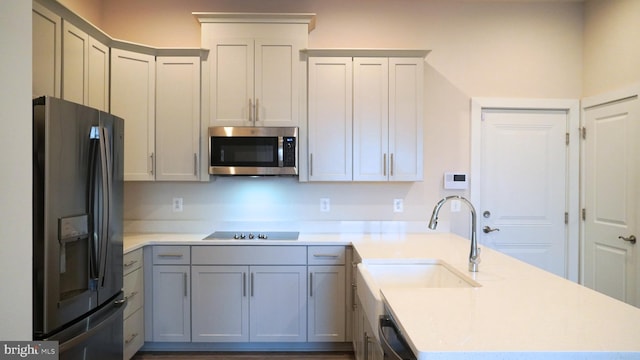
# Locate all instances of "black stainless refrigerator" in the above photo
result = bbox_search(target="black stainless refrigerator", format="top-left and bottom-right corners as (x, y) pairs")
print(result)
(33, 96), (126, 360)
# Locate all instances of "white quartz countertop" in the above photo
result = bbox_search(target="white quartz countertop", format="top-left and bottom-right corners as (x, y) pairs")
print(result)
(352, 233), (640, 359)
(124, 232), (640, 358)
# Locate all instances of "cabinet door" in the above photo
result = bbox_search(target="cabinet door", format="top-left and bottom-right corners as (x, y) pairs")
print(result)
(62, 20), (88, 105)
(87, 37), (109, 111)
(308, 265), (346, 342)
(353, 58), (389, 181)
(191, 265), (249, 342)
(210, 38), (254, 127)
(152, 265), (190, 342)
(111, 48), (156, 181)
(33, 1), (61, 98)
(155, 56), (201, 181)
(388, 58), (424, 181)
(249, 265), (307, 342)
(308, 57), (353, 181)
(254, 39), (301, 127)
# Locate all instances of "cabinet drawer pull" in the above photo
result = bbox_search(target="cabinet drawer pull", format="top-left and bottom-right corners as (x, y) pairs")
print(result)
(310, 153), (313, 176)
(250, 272), (254, 297)
(309, 272), (313, 297)
(124, 260), (138, 268)
(313, 254), (339, 258)
(157, 254), (183, 258)
(125, 332), (138, 345)
(125, 291), (138, 300)
(150, 153), (154, 175)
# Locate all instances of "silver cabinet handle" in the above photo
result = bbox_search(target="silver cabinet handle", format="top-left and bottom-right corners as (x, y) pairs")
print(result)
(255, 98), (259, 122)
(310, 153), (313, 176)
(248, 99), (253, 122)
(383, 153), (387, 176)
(184, 272), (188, 297)
(243, 272), (247, 297)
(194, 153), (198, 176)
(313, 254), (339, 258)
(125, 332), (138, 345)
(619, 235), (637, 244)
(157, 254), (183, 258)
(125, 291), (138, 300)
(149, 153), (154, 175)
(250, 272), (254, 297)
(309, 272), (313, 297)
(483, 226), (500, 233)
(390, 153), (394, 176)
(124, 260), (138, 268)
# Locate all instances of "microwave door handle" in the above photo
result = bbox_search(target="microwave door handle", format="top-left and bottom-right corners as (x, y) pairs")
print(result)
(278, 136), (284, 167)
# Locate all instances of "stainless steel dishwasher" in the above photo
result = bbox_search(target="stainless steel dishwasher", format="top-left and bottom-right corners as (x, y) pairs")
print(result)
(379, 314), (417, 360)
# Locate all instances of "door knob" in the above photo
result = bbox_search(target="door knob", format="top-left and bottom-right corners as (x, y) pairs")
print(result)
(618, 235), (636, 244)
(483, 226), (500, 234)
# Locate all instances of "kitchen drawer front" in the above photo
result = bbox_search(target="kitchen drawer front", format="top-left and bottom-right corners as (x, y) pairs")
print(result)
(152, 245), (190, 265)
(124, 267), (144, 319)
(192, 246), (307, 265)
(124, 249), (143, 275)
(124, 308), (145, 360)
(308, 246), (345, 265)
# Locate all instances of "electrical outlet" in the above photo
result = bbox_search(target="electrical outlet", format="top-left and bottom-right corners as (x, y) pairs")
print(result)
(451, 199), (461, 212)
(172, 197), (183, 212)
(320, 198), (331, 212)
(393, 198), (404, 213)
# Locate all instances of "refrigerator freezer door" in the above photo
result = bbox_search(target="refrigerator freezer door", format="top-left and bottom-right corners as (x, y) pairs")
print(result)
(49, 292), (126, 360)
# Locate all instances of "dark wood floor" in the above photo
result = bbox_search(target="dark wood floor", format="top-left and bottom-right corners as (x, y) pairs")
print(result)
(132, 351), (355, 360)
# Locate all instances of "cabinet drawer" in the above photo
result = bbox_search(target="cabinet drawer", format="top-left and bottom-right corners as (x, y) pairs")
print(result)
(192, 246), (306, 265)
(152, 246), (190, 265)
(124, 268), (144, 319)
(123, 249), (143, 275)
(308, 246), (345, 265)
(124, 308), (144, 360)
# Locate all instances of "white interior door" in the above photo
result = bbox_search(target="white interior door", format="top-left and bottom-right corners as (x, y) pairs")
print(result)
(471, 99), (580, 281)
(582, 92), (639, 307)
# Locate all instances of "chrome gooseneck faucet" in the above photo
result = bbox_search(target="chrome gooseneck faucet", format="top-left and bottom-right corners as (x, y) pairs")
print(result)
(428, 195), (480, 272)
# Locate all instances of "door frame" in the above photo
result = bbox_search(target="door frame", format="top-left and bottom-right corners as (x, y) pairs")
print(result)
(470, 98), (580, 282)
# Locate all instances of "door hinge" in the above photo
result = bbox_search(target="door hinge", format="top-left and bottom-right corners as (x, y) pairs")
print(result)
(565, 212), (569, 224)
(566, 133), (570, 145)
(582, 208), (586, 221)
(581, 127), (586, 140)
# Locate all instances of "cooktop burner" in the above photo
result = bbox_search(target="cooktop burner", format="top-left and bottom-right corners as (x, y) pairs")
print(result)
(203, 231), (299, 241)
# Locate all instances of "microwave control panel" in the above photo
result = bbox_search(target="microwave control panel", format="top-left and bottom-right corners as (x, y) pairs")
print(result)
(283, 137), (296, 166)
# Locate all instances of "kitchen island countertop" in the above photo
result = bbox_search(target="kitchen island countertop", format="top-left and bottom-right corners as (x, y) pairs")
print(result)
(124, 232), (640, 358)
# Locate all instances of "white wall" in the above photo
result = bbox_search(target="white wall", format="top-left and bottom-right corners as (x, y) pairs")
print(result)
(116, 1), (584, 234)
(583, 0), (640, 96)
(0, 0), (32, 340)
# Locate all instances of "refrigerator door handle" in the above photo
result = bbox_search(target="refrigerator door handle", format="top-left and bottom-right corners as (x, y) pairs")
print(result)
(97, 126), (112, 286)
(58, 297), (127, 354)
(88, 130), (100, 282)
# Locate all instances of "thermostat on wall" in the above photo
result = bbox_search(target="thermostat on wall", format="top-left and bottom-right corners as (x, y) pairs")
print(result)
(444, 172), (468, 190)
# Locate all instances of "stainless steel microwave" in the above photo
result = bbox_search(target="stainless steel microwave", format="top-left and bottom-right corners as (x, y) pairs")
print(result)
(208, 126), (298, 176)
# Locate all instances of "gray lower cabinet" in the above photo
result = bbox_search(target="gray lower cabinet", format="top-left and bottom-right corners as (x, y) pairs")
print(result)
(191, 246), (308, 343)
(123, 249), (144, 359)
(308, 246), (347, 342)
(151, 246), (191, 342)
